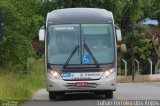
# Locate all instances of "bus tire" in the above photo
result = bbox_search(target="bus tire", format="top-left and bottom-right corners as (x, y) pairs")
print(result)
(49, 91), (57, 100)
(105, 91), (113, 99)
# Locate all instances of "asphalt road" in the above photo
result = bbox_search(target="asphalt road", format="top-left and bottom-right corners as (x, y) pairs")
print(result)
(22, 82), (160, 106)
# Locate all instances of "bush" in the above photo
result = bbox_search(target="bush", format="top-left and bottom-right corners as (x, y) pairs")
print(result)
(0, 58), (45, 100)
(0, 34), (33, 72)
(122, 24), (156, 74)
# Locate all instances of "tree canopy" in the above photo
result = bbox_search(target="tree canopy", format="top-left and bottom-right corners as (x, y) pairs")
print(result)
(0, 0), (160, 73)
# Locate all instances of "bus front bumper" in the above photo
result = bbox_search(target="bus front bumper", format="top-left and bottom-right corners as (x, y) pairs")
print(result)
(46, 72), (117, 92)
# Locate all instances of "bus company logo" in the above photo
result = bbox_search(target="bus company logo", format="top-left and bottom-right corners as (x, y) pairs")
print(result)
(61, 73), (74, 77)
(80, 73), (83, 77)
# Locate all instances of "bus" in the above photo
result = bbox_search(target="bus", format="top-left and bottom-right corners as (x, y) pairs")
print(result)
(39, 8), (123, 100)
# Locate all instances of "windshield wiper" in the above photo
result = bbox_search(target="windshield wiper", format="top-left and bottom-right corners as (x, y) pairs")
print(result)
(63, 44), (100, 68)
(63, 45), (79, 69)
(84, 43), (100, 68)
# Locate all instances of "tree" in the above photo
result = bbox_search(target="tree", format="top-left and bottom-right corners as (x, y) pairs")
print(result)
(142, 0), (160, 19)
(0, 8), (4, 44)
(151, 26), (160, 73)
(120, 0), (144, 32)
(0, 0), (44, 72)
(38, 0), (123, 23)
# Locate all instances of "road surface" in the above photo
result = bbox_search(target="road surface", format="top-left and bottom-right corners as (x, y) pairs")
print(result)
(22, 82), (160, 106)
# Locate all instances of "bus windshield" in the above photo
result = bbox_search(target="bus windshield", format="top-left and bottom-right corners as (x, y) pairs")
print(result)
(48, 24), (115, 65)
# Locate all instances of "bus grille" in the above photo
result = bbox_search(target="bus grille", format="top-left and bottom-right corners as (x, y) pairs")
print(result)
(64, 82), (100, 89)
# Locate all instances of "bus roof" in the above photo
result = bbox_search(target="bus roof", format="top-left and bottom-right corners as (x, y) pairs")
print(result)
(47, 8), (113, 24)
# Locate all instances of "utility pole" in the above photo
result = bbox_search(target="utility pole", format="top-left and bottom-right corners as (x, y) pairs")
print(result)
(130, 0), (135, 80)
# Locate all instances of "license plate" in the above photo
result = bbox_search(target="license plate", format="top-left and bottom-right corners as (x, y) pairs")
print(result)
(76, 82), (88, 86)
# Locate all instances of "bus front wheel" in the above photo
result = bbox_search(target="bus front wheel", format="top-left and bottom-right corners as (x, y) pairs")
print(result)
(105, 91), (113, 99)
(49, 91), (57, 100)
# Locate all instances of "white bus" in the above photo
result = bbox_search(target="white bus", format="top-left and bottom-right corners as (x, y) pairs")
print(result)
(39, 8), (123, 100)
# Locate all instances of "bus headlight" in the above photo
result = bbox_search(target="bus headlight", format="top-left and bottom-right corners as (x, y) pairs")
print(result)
(50, 70), (62, 79)
(101, 68), (115, 79)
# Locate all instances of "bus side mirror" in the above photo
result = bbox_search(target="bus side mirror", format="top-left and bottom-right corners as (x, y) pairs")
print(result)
(39, 26), (45, 41)
(115, 25), (126, 53)
(115, 25), (122, 42)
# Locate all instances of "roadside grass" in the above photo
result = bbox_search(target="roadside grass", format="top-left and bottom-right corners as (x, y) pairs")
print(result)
(0, 58), (45, 100)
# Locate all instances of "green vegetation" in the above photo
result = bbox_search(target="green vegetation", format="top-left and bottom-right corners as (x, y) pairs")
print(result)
(0, 0), (160, 100)
(0, 0), (159, 73)
(0, 58), (45, 100)
(0, 0), (44, 72)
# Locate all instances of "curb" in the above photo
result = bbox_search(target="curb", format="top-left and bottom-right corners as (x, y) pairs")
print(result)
(117, 74), (160, 83)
